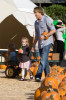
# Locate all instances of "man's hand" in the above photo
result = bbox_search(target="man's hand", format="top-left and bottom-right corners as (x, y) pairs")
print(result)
(40, 35), (45, 40)
(31, 47), (35, 52)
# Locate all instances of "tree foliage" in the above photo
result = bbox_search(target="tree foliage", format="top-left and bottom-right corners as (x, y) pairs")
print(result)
(43, 4), (66, 22)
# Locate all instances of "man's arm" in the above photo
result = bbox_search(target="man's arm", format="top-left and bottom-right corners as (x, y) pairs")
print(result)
(46, 30), (56, 37)
(46, 17), (56, 37)
(40, 30), (56, 40)
(41, 16), (56, 40)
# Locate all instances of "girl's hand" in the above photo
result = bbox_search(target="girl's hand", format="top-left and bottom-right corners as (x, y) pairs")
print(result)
(31, 47), (35, 52)
(21, 49), (23, 53)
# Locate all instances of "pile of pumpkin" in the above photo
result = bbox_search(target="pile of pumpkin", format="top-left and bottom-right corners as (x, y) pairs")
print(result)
(34, 65), (66, 100)
(30, 53), (53, 61)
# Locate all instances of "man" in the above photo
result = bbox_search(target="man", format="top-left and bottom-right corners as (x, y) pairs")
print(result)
(32, 7), (56, 82)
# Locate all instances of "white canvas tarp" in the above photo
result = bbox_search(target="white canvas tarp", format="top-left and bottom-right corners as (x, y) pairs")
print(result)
(0, 0), (37, 49)
(0, 0), (17, 23)
(0, 0), (53, 49)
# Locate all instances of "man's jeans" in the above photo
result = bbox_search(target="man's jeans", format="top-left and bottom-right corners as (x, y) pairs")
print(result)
(35, 44), (52, 79)
(35, 49), (40, 57)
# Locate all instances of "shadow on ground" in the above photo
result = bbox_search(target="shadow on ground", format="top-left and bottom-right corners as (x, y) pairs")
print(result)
(26, 92), (34, 100)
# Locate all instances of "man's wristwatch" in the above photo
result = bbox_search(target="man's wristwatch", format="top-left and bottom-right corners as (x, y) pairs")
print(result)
(44, 35), (46, 38)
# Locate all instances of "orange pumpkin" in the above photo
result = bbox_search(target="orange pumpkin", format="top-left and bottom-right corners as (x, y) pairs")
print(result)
(57, 72), (66, 82)
(33, 66), (38, 76)
(18, 49), (23, 53)
(41, 32), (49, 40)
(41, 77), (58, 89)
(41, 88), (60, 100)
(31, 55), (35, 60)
(49, 53), (53, 56)
(42, 71), (45, 78)
(30, 66), (35, 72)
(34, 86), (49, 100)
(62, 77), (66, 82)
(33, 62), (39, 76)
(61, 95), (66, 100)
(59, 81), (66, 88)
(37, 56), (41, 60)
(48, 57), (52, 60)
(0, 65), (7, 69)
(59, 88), (66, 98)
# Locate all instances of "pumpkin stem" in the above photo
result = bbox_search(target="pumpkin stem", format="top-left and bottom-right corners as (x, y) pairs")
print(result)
(64, 79), (66, 82)
(47, 88), (53, 93)
(49, 95), (54, 100)
(65, 93), (66, 96)
(47, 81), (52, 88)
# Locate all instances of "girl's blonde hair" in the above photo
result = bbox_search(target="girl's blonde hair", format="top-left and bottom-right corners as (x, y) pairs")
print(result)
(21, 37), (29, 46)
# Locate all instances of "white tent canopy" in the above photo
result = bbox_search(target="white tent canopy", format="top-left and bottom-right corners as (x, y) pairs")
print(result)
(14, 0), (36, 12)
(0, 0), (53, 37)
(1, 0), (37, 37)
(0, 0), (37, 49)
(4, 0), (36, 13)
(13, 11), (36, 36)
(0, 0), (54, 49)
(0, 0), (17, 23)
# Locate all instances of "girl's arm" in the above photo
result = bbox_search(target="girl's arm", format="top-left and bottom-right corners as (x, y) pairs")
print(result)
(56, 25), (66, 28)
(57, 28), (65, 34)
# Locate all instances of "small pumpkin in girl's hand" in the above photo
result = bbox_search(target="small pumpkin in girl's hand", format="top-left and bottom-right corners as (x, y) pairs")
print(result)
(18, 49), (23, 54)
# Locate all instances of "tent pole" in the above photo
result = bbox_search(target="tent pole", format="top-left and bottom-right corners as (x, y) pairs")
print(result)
(39, 3), (41, 7)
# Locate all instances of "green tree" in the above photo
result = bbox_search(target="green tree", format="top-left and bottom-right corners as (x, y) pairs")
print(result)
(43, 4), (66, 22)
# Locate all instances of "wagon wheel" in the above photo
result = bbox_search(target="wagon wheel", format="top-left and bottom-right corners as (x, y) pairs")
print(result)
(5, 66), (16, 78)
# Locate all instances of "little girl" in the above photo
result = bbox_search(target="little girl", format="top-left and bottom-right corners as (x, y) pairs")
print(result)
(18, 37), (33, 81)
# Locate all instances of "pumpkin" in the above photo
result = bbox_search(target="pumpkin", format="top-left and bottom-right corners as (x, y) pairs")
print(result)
(37, 56), (41, 60)
(62, 77), (66, 82)
(0, 65), (7, 69)
(18, 49), (23, 53)
(33, 62), (39, 76)
(57, 67), (64, 73)
(59, 88), (66, 98)
(31, 55), (35, 60)
(41, 32), (49, 40)
(57, 72), (66, 82)
(61, 94), (66, 100)
(41, 88), (60, 100)
(49, 53), (53, 56)
(42, 71), (45, 78)
(41, 77), (58, 89)
(34, 86), (49, 100)
(59, 81), (66, 88)
(29, 66), (35, 73)
(33, 66), (38, 76)
(51, 66), (64, 74)
(48, 57), (52, 60)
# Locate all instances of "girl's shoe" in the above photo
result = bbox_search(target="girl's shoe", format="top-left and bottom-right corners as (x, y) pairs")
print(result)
(20, 78), (24, 81)
(30, 75), (33, 79)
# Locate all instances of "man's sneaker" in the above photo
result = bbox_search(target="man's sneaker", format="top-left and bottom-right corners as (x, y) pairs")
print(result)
(35, 78), (41, 82)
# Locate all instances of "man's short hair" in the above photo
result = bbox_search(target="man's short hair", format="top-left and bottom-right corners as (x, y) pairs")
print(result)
(33, 7), (45, 15)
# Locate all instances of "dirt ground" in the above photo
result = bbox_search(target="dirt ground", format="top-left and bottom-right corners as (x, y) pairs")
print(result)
(0, 69), (41, 100)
